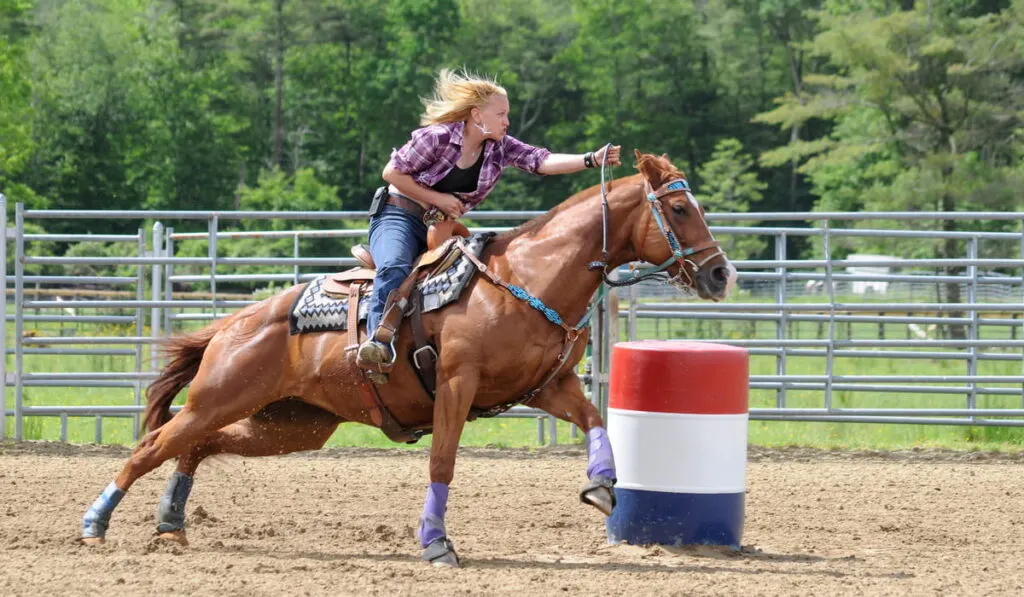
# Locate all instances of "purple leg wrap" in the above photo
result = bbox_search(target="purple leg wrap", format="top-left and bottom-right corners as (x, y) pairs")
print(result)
(586, 427), (616, 480)
(417, 482), (449, 547)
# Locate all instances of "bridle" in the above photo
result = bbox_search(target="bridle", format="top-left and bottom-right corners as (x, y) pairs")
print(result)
(586, 145), (725, 289)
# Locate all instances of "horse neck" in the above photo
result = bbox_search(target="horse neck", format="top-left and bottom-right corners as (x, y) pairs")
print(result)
(496, 176), (646, 326)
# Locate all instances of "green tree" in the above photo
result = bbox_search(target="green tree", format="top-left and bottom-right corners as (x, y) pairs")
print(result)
(0, 0), (43, 210)
(23, 0), (248, 231)
(755, 0), (1024, 336)
(561, 0), (720, 177)
(696, 138), (768, 260)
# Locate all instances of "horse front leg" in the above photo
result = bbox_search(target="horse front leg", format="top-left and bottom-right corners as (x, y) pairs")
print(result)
(419, 364), (480, 568)
(529, 372), (617, 516)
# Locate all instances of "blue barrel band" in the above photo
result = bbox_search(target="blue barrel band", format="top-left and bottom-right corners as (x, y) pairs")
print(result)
(607, 488), (744, 549)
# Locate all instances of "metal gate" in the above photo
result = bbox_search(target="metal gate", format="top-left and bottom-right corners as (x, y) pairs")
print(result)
(3, 194), (1023, 445)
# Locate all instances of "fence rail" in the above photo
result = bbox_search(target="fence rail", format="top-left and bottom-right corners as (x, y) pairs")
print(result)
(3, 193), (1023, 445)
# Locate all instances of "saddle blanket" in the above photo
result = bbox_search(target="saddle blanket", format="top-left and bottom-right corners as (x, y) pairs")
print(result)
(288, 232), (492, 335)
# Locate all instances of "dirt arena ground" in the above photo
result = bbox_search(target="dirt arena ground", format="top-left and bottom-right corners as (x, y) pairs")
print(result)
(1, 441), (1022, 596)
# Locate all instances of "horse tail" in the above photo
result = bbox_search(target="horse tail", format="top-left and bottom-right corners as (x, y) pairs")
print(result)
(143, 318), (228, 433)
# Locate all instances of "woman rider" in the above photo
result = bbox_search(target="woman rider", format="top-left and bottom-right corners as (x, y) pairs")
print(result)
(358, 68), (621, 366)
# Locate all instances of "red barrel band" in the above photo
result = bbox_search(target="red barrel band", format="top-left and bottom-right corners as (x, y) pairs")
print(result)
(608, 341), (749, 415)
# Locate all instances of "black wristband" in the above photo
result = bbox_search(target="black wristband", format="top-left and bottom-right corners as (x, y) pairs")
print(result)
(584, 152), (594, 168)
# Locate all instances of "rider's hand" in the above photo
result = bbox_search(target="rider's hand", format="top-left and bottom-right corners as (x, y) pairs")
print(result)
(434, 194), (465, 219)
(594, 144), (622, 167)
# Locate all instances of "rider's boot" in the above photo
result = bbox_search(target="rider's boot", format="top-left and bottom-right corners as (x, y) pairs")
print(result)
(356, 290), (405, 383)
(356, 336), (393, 366)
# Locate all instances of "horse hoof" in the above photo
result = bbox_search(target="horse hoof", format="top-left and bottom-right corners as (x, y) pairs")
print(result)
(79, 537), (105, 546)
(155, 530), (189, 546)
(421, 537), (460, 568)
(580, 476), (617, 517)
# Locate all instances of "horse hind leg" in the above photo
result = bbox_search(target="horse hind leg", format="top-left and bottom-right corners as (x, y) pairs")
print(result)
(81, 407), (220, 545)
(152, 399), (343, 545)
(82, 333), (290, 545)
(80, 309), (296, 544)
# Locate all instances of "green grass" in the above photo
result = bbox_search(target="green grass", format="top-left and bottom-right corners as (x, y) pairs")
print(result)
(4, 291), (1023, 452)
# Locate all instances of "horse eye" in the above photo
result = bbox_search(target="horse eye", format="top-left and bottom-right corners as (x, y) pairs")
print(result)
(671, 203), (685, 215)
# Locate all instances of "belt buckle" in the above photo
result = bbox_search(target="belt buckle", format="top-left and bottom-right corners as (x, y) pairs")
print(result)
(423, 208), (445, 226)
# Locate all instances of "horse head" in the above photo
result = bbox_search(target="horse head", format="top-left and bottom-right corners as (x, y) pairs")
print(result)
(629, 149), (736, 301)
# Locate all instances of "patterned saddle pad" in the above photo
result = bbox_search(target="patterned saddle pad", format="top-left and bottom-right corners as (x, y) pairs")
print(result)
(288, 232), (493, 335)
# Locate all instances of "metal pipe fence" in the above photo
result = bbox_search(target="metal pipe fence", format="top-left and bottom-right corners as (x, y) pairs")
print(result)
(2, 193), (1023, 446)
(610, 212), (1024, 428)
(1, 198), (572, 445)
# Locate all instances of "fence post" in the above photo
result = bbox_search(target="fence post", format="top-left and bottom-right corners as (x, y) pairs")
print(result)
(0, 193), (6, 440)
(774, 232), (788, 408)
(591, 286), (606, 420)
(1019, 218), (1024, 410)
(966, 237), (979, 418)
(293, 233), (300, 286)
(627, 283), (637, 341)
(151, 222), (164, 371)
(823, 220), (836, 412)
(208, 217), (218, 318)
(14, 203), (24, 440)
(164, 227), (174, 334)
(607, 289), (620, 346)
(602, 285), (614, 418)
(134, 228), (145, 439)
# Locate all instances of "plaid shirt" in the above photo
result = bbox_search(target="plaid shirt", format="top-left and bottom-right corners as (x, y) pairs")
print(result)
(388, 120), (551, 210)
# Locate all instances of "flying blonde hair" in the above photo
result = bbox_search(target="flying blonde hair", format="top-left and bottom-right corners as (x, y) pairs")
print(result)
(420, 68), (507, 126)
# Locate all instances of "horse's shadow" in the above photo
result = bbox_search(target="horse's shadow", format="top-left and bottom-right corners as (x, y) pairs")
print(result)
(205, 542), (912, 581)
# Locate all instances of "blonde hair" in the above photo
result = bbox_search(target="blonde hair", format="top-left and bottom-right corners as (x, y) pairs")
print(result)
(420, 68), (507, 126)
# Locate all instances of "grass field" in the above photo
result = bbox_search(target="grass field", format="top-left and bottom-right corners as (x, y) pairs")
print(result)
(4, 291), (1023, 452)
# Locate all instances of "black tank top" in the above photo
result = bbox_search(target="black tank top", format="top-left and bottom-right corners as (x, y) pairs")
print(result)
(431, 150), (484, 194)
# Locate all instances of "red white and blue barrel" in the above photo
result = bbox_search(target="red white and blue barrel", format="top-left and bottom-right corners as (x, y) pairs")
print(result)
(606, 341), (749, 548)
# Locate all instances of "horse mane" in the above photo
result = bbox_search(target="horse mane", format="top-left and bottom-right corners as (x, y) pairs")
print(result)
(634, 152), (687, 182)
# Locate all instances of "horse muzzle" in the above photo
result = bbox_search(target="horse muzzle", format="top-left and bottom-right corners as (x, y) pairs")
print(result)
(695, 259), (736, 301)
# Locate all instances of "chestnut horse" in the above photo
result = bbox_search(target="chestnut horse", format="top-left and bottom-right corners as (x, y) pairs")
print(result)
(79, 150), (733, 566)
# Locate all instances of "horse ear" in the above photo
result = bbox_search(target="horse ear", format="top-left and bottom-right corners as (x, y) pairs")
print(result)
(635, 151), (668, 188)
(633, 148), (643, 161)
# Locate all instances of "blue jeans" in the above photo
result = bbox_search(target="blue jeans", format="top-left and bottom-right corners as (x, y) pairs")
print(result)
(365, 204), (428, 335)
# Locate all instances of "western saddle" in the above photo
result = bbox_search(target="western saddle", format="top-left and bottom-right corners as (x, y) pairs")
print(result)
(324, 218), (472, 384)
(314, 218), (472, 444)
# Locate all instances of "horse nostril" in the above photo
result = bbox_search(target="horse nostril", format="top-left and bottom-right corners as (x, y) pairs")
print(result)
(710, 265), (728, 285)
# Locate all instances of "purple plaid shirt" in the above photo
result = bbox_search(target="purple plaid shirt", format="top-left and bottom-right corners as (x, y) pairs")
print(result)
(388, 120), (551, 210)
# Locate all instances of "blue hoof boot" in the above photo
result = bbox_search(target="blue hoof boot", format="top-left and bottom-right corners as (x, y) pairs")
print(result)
(421, 537), (460, 567)
(81, 482), (125, 542)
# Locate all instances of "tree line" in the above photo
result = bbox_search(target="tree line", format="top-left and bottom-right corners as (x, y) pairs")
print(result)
(1, 0), (1021, 265)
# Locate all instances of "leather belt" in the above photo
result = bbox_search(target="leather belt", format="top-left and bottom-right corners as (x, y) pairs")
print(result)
(387, 194), (427, 220)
